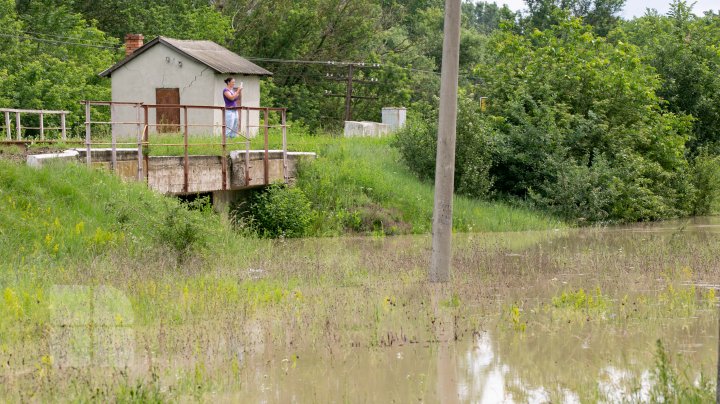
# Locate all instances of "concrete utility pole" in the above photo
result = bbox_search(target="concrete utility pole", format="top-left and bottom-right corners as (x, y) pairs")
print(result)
(430, 0), (461, 283)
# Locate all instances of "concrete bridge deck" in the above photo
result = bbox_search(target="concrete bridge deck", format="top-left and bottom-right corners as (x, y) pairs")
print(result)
(27, 148), (316, 195)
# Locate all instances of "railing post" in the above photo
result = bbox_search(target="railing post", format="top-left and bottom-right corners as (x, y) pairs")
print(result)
(143, 105), (149, 182)
(282, 109), (288, 183)
(110, 103), (117, 172)
(4, 111), (10, 140)
(136, 104), (143, 181)
(143, 105), (149, 141)
(85, 102), (92, 167)
(221, 106), (226, 140)
(221, 107), (227, 190)
(39, 111), (44, 141)
(60, 112), (66, 140)
(183, 106), (189, 193)
(263, 108), (269, 185)
(245, 108), (250, 186)
(15, 112), (21, 140)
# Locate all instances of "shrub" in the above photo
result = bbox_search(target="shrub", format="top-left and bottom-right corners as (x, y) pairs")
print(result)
(529, 155), (619, 223)
(243, 183), (313, 238)
(154, 196), (212, 263)
(392, 95), (495, 199)
(689, 151), (720, 215)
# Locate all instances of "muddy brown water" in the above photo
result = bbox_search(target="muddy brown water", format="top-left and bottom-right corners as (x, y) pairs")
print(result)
(225, 217), (720, 402)
(2, 218), (719, 402)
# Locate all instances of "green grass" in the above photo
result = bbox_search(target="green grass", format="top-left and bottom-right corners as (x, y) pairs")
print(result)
(293, 135), (564, 235)
(0, 159), (716, 401)
(3, 127), (564, 238)
(0, 160), (244, 271)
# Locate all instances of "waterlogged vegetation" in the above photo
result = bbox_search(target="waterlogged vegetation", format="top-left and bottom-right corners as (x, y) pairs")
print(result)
(3, 0), (720, 400)
(0, 158), (718, 401)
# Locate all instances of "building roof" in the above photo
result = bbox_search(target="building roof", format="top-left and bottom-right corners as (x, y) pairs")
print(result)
(99, 36), (273, 77)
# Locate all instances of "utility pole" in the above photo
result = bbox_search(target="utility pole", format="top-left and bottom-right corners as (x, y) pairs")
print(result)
(430, 0), (461, 283)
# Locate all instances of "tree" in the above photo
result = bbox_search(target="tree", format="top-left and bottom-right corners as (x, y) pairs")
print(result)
(470, 18), (694, 222)
(72, 0), (231, 44)
(614, 1), (720, 154)
(220, 0), (442, 128)
(463, 1), (519, 35)
(521, 0), (625, 36)
(0, 0), (117, 134)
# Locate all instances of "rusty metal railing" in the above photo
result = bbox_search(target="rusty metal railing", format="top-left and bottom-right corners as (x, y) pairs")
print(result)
(81, 101), (146, 181)
(241, 106), (289, 185)
(1, 108), (71, 142)
(79, 101), (289, 193)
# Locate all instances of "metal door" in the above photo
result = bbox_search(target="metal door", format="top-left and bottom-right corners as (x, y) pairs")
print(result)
(155, 88), (180, 133)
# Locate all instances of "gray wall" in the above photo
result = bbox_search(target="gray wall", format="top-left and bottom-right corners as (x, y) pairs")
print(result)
(109, 45), (262, 138)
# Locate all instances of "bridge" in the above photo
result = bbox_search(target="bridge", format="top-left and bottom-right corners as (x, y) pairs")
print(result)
(27, 148), (314, 212)
(2, 102), (316, 212)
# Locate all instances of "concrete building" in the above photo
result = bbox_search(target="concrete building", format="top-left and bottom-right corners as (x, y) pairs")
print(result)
(99, 34), (272, 138)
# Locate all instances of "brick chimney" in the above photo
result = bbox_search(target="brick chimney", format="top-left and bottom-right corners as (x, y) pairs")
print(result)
(124, 34), (144, 56)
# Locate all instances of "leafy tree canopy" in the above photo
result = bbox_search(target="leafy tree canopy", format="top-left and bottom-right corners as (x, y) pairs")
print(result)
(468, 18), (695, 222)
(613, 0), (720, 154)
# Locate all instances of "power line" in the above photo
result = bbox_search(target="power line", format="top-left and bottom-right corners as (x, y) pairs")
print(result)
(2, 32), (481, 82)
(247, 56), (443, 76)
(0, 32), (119, 49)
(20, 30), (119, 46)
(246, 56), (485, 83)
(243, 56), (382, 68)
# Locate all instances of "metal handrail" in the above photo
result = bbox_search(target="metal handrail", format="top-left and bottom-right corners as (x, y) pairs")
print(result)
(79, 100), (288, 192)
(1, 108), (70, 141)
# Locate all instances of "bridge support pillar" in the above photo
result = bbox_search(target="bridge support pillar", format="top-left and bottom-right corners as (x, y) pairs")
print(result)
(212, 189), (254, 219)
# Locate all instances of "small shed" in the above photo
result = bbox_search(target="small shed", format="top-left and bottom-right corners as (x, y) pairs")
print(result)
(99, 35), (272, 138)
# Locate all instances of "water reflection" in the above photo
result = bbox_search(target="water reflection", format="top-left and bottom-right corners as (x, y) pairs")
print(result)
(4, 218), (717, 402)
(232, 218), (719, 402)
(230, 308), (713, 402)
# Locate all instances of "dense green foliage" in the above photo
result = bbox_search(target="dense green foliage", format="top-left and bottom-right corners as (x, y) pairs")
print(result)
(0, 0), (116, 134)
(392, 2), (720, 223)
(1, 0), (720, 224)
(238, 182), (314, 238)
(392, 96), (494, 199)
(615, 1), (720, 155)
(474, 18), (695, 222)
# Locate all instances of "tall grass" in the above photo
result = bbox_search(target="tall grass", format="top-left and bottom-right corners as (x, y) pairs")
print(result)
(0, 160), (238, 272)
(293, 135), (564, 235)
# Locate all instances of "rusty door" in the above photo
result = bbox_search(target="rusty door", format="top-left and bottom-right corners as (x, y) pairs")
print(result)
(156, 88), (180, 133)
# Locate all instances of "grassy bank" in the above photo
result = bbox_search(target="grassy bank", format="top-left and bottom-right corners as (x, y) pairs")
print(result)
(0, 160), (258, 274)
(294, 135), (563, 235)
(3, 130), (564, 237)
(0, 159), (717, 401)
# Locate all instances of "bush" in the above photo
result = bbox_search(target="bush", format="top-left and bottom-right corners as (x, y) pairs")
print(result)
(528, 155), (619, 223)
(240, 183), (314, 238)
(690, 151), (720, 215)
(392, 95), (495, 199)
(154, 197), (212, 263)
(469, 19), (698, 223)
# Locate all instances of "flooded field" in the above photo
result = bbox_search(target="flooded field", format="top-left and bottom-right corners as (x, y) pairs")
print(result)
(2, 218), (719, 402)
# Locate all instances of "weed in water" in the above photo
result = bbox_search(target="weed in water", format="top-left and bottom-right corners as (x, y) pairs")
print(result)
(647, 339), (715, 403)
